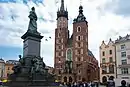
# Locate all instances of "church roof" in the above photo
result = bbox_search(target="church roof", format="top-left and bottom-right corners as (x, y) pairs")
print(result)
(88, 49), (95, 57)
(0, 58), (4, 63)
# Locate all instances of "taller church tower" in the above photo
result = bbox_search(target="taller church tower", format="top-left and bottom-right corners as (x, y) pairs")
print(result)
(54, 0), (69, 79)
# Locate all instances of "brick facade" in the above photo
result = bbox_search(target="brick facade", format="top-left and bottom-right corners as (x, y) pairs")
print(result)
(54, 0), (99, 83)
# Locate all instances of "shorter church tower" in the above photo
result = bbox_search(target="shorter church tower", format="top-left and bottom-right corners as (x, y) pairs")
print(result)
(72, 5), (89, 81)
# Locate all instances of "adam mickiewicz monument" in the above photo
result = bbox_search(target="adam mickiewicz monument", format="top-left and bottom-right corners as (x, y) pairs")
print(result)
(8, 7), (54, 87)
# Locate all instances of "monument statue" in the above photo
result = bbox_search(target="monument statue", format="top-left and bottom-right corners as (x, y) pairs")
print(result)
(7, 7), (55, 87)
(28, 7), (37, 32)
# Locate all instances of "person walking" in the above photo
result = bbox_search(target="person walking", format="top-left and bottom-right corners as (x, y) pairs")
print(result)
(119, 80), (127, 87)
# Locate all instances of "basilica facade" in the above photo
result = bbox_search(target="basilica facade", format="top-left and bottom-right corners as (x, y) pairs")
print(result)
(54, 0), (99, 83)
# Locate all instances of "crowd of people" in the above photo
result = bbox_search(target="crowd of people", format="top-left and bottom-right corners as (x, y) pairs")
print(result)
(58, 82), (99, 87)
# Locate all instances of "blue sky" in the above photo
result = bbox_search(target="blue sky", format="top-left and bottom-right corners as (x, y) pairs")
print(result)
(0, 0), (130, 67)
(0, 46), (22, 60)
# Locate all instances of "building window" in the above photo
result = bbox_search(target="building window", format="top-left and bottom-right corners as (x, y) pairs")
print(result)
(61, 38), (63, 43)
(102, 51), (105, 56)
(58, 33), (61, 37)
(59, 58), (61, 62)
(77, 42), (81, 47)
(109, 57), (113, 62)
(109, 65), (114, 73)
(78, 57), (80, 61)
(121, 52), (126, 57)
(79, 76), (81, 80)
(109, 50), (112, 55)
(121, 44), (125, 49)
(81, 57), (83, 61)
(121, 59), (127, 65)
(59, 52), (61, 56)
(78, 36), (81, 40)
(78, 50), (81, 54)
(58, 46), (61, 49)
(59, 39), (61, 43)
(121, 68), (128, 74)
(67, 49), (72, 61)
(77, 26), (81, 32)
(102, 58), (106, 63)
(81, 49), (83, 54)
(78, 70), (81, 74)
(102, 66), (107, 74)
(7, 67), (10, 70)
(59, 70), (61, 74)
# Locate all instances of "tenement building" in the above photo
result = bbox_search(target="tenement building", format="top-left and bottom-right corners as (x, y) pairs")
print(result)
(99, 39), (116, 83)
(54, 0), (99, 82)
(115, 34), (130, 83)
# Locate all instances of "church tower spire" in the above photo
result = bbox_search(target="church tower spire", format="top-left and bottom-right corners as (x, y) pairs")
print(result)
(73, 5), (87, 23)
(60, 0), (64, 11)
(57, 0), (68, 20)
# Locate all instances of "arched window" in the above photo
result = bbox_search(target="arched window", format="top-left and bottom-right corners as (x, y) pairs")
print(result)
(67, 49), (72, 61)
(77, 26), (81, 32)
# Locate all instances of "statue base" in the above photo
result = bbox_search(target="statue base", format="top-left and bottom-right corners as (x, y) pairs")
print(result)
(7, 72), (54, 87)
(6, 56), (55, 87)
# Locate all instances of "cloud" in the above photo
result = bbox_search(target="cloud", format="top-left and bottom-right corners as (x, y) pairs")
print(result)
(1, 0), (130, 66)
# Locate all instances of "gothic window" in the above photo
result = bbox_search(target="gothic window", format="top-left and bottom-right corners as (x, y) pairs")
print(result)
(67, 49), (72, 61)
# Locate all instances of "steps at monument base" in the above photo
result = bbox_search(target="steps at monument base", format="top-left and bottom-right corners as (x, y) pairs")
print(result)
(3, 81), (55, 87)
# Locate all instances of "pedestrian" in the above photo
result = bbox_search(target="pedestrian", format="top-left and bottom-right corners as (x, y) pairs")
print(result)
(106, 77), (115, 87)
(119, 80), (127, 87)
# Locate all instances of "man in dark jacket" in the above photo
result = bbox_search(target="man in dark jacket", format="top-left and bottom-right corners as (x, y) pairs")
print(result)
(107, 77), (115, 87)
(119, 80), (127, 87)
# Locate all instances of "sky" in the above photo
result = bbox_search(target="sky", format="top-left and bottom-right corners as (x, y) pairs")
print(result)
(0, 0), (130, 67)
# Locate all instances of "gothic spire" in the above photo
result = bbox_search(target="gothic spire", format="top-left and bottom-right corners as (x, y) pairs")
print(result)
(57, 0), (68, 20)
(60, 0), (64, 11)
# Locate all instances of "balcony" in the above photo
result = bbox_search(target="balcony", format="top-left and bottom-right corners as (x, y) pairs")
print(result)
(118, 64), (130, 68)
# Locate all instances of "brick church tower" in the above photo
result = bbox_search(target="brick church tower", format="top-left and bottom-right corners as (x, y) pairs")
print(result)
(54, 0), (99, 83)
